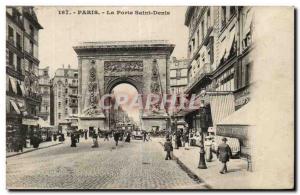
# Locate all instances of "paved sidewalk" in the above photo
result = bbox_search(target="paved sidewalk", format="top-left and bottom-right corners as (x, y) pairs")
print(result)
(6, 141), (63, 158)
(155, 138), (253, 189)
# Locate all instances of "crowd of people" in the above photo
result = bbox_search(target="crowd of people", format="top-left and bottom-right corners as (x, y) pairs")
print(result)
(67, 127), (152, 148)
(163, 128), (233, 174)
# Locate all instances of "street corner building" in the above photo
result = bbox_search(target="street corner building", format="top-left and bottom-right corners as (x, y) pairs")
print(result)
(5, 6), (295, 190)
(6, 6), (43, 153)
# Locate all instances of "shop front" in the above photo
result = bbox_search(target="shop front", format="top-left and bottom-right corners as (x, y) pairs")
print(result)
(22, 117), (40, 145)
(216, 102), (253, 157)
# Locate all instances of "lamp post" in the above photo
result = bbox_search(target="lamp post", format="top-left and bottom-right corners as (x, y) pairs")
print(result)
(198, 90), (208, 169)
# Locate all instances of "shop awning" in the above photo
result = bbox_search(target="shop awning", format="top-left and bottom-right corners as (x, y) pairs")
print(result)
(9, 76), (18, 94)
(207, 93), (235, 125)
(9, 100), (21, 114)
(217, 102), (253, 126)
(224, 26), (236, 59)
(218, 38), (227, 65)
(243, 9), (254, 38)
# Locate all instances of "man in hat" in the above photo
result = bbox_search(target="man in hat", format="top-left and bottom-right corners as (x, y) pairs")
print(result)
(164, 138), (173, 160)
(216, 137), (232, 174)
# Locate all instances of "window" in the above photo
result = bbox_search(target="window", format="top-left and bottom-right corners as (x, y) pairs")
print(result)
(192, 38), (195, 49)
(58, 102), (61, 108)
(72, 99), (76, 104)
(245, 63), (252, 85)
(16, 33), (21, 49)
(65, 88), (68, 94)
(221, 6), (227, 28)
(197, 30), (200, 47)
(65, 108), (68, 114)
(72, 108), (77, 114)
(17, 56), (21, 72)
(29, 25), (34, 37)
(44, 70), (48, 76)
(8, 51), (14, 66)
(230, 6), (236, 17)
(30, 40), (34, 55)
(65, 98), (68, 104)
(58, 91), (61, 97)
(45, 106), (48, 111)
(201, 20), (205, 40)
(58, 113), (61, 119)
(72, 89), (76, 94)
(170, 70), (177, 78)
(8, 26), (14, 42)
(207, 9), (211, 28)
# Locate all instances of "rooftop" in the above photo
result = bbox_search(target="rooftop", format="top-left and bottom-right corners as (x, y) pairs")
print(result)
(73, 40), (175, 53)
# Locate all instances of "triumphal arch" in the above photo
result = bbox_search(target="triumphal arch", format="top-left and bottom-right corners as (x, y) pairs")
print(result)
(73, 40), (175, 131)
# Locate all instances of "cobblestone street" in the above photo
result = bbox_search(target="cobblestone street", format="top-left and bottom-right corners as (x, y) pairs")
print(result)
(6, 138), (207, 189)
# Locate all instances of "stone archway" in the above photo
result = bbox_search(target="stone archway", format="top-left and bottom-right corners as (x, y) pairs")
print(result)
(74, 40), (175, 131)
(104, 75), (143, 95)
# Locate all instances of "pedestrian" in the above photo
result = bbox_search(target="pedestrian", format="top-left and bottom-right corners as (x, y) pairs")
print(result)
(147, 132), (152, 141)
(205, 136), (213, 162)
(113, 131), (119, 146)
(91, 132), (99, 148)
(53, 133), (57, 141)
(70, 133), (77, 147)
(164, 138), (173, 160)
(125, 131), (131, 142)
(216, 137), (232, 174)
(104, 131), (109, 141)
(143, 131), (148, 142)
(76, 132), (80, 143)
(84, 129), (88, 140)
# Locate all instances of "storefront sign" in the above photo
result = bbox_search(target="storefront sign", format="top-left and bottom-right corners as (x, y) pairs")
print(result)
(22, 118), (38, 126)
(235, 88), (250, 108)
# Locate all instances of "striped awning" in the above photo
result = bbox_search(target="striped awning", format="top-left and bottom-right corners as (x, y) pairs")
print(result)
(243, 8), (254, 38)
(10, 100), (21, 114)
(9, 76), (18, 94)
(224, 26), (236, 59)
(18, 81), (26, 95)
(207, 93), (235, 125)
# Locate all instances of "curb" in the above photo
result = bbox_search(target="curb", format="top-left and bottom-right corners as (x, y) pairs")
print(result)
(158, 141), (212, 189)
(6, 142), (63, 158)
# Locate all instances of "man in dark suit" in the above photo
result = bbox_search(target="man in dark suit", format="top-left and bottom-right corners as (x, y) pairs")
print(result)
(164, 138), (173, 160)
(217, 137), (232, 174)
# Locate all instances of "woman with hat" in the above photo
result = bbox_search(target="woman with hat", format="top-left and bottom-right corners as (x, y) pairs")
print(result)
(216, 137), (232, 174)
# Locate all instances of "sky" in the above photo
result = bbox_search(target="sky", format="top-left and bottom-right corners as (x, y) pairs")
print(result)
(35, 6), (189, 77)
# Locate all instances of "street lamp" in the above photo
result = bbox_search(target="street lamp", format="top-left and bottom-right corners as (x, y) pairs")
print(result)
(198, 90), (208, 169)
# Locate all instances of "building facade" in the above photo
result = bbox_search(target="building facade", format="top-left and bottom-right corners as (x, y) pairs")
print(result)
(169, 57), (189, 95)
(6, 6), (42, 151)
(38, 66), (51, 125)
(183, 6), (254, 154)
(50, 65), (79, 132)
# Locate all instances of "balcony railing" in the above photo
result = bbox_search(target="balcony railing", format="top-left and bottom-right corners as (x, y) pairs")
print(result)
(26, 92), (42, 102)
(188, 62), (212, 88)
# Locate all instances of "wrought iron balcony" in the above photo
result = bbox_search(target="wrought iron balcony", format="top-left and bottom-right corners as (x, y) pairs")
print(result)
(187, 62), (212, 89)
